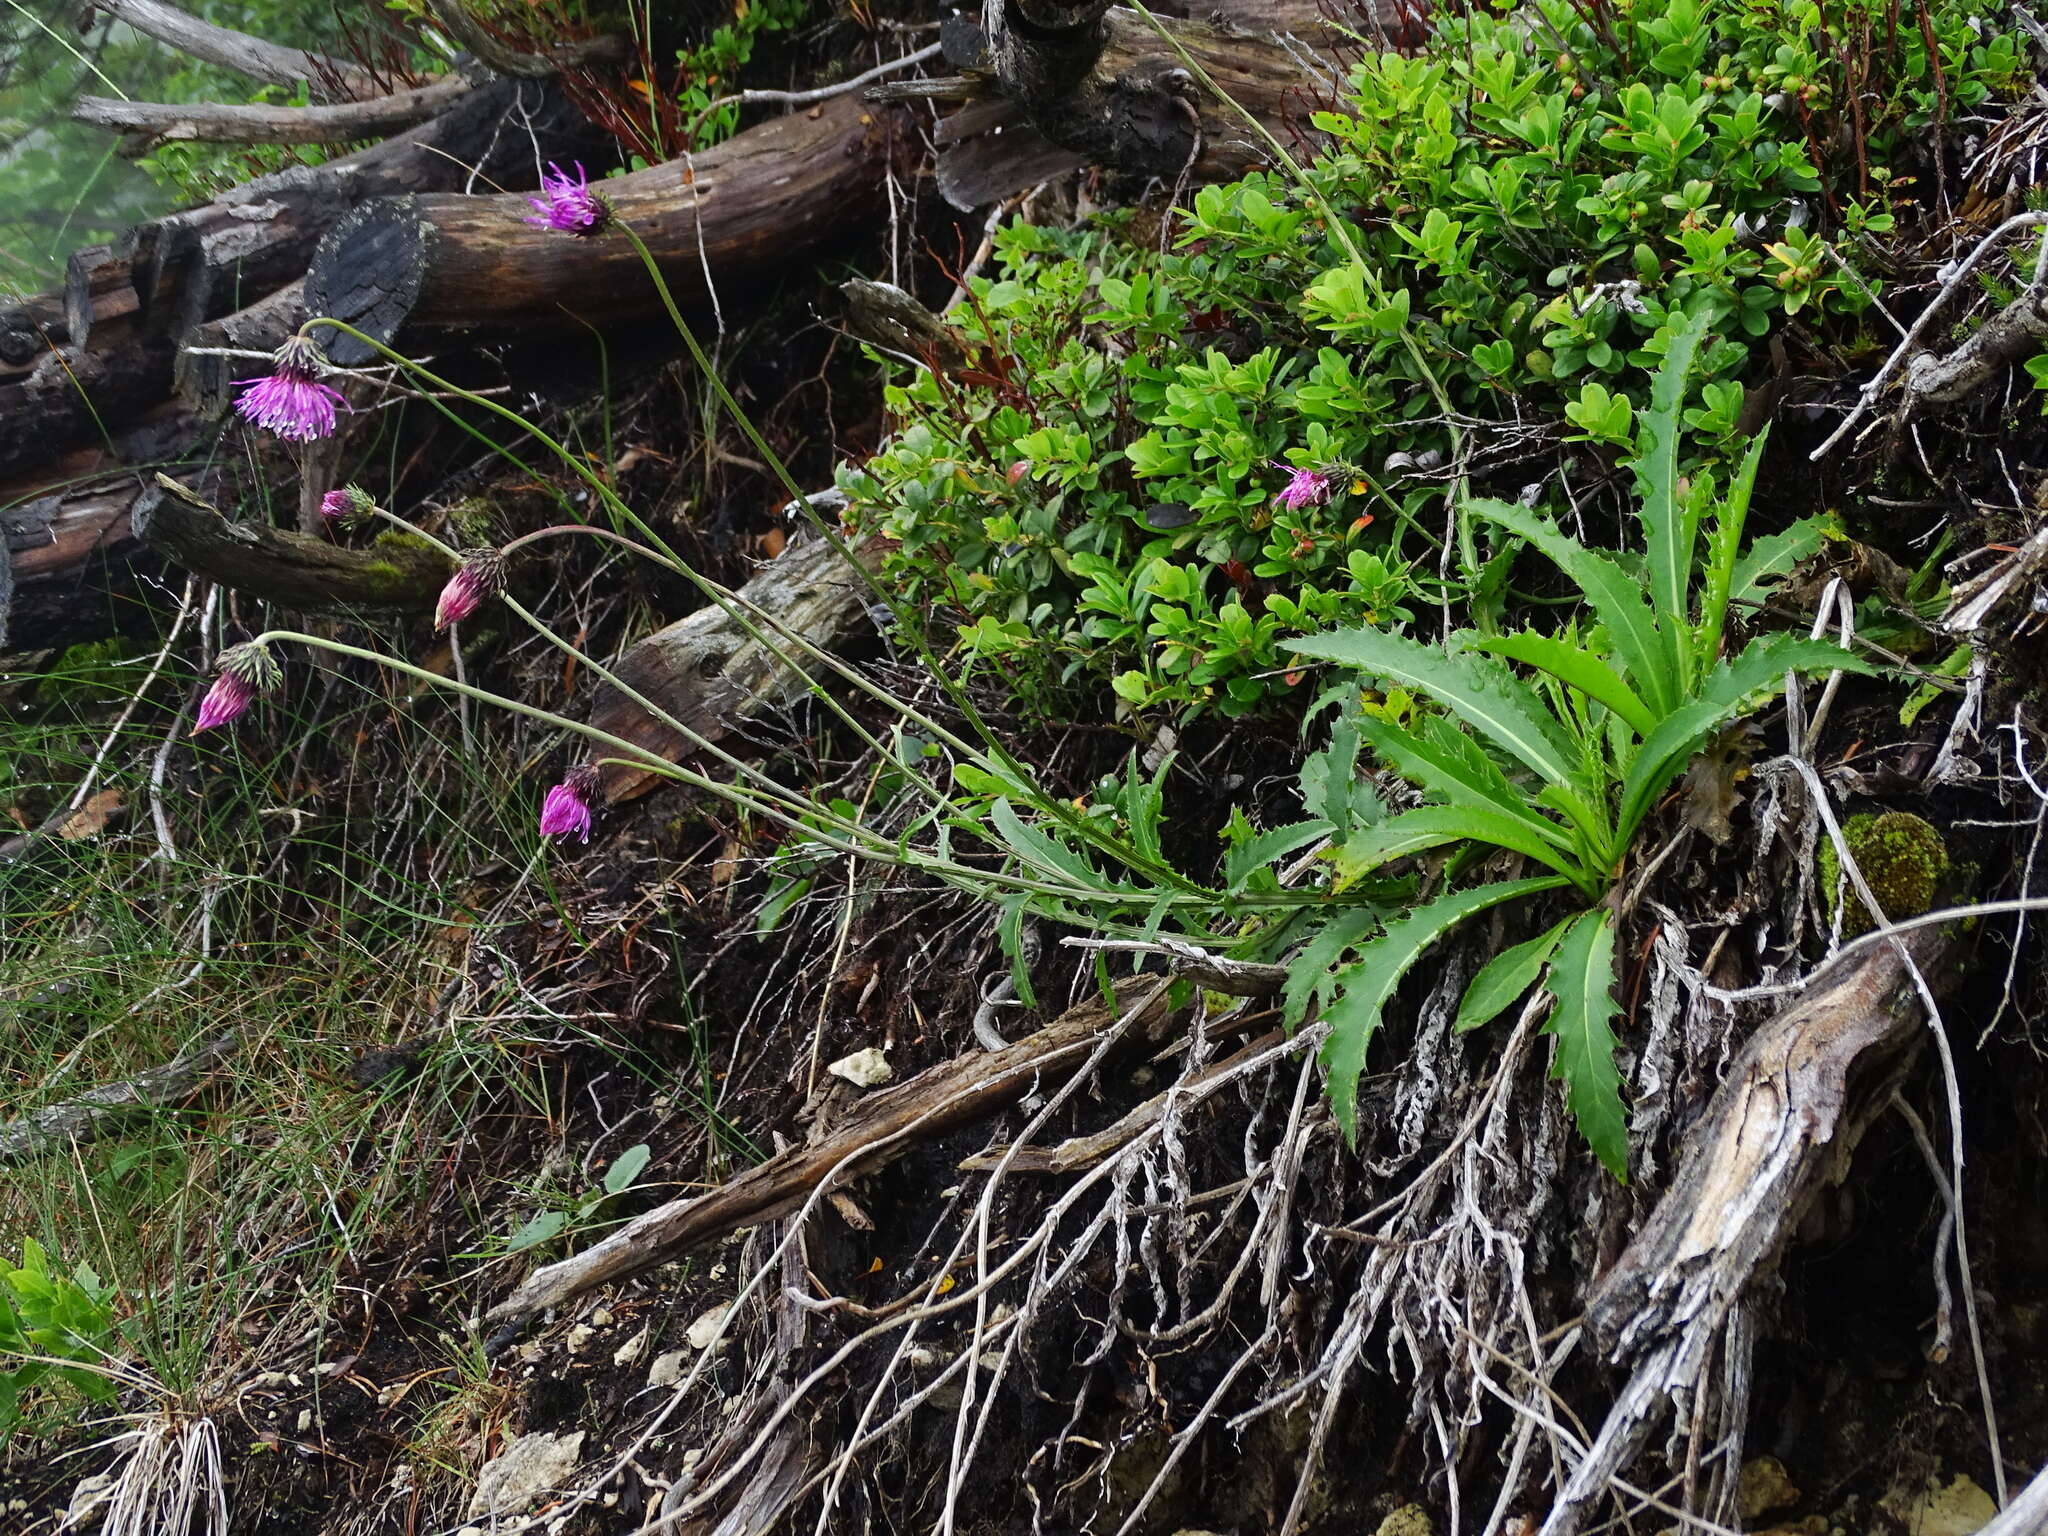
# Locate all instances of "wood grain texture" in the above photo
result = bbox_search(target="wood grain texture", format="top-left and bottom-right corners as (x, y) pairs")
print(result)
(586, 531), (885, 803)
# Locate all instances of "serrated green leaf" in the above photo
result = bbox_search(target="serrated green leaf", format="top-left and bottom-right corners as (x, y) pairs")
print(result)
(1613, 632), (1877, 840)
(1455, 917), (1572, 1032)
(1633, 310), (1712, 657)
(1543, 909), (1628, 1180)
(1471, 631), (1658, 736)
(1226, 818), (1334, 892)
(1317, 876), (1569, 1139)
(1281, 905), (1384, 1030)
(989, 798), (1100, 888)
(1728, 512), (1838, 610)
(997, 892), (1039, 1010)
(1331, 805), (1582, 882)
(1468, 497), (1676, 712)
(1355, 716), (1561, 837)
(1287, 627), (1577, 786)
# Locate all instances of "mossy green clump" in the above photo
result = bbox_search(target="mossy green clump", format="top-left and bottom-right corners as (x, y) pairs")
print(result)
(1819, 811), (1949, 937)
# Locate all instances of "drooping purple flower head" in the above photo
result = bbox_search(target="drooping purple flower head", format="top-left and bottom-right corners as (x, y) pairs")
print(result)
(235, 333), (348, 442)
(435, 549), (507, 630)
(1276, 467), (1334, 512)
(320, 484), (379, 531)
(194, 641), (281, 733)
(527, 163), (611, 237)
(540, 764), (601, 843)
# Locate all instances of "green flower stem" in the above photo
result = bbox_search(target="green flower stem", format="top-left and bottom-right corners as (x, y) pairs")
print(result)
(604, 228), (1209, 899)
(314, 313), (1203, 904)
(378, 507), (960, 820)
(328, 320), (999, 817)
(243, 630), (1199, 912)
(496, 523), (676, 566)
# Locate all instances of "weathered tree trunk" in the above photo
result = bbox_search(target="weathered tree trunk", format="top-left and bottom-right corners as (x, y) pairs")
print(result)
(84, 0), (384, 100)
(67, 78), (607, 352)
(73, 77), (475, 153)
(302, 93), (911, 361)
(0, 479), (156, 651)
(136, 475), (455, 614)
(587, 527), (885, 803)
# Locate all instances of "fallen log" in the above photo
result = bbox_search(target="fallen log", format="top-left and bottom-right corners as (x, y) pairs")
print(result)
(1538, 926), (1955, 1536)
(137, 474), (455, 614)
(485, 979), (1181, 1330)
(302, 92), (910, 361)
(173, 279), (307, 416)
(0, 477), (160, 651)
(70, 76), (608, 351)
(586, 523), (884, 803)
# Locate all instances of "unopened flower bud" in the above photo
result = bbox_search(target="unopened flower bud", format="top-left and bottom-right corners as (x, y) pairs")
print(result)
(435, 550), (507, 630)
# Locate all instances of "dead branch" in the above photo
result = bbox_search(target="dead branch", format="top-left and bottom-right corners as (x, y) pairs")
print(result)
(588, 531), (886, 803)
(1538, 925), (1954, 1536)
(74, 77), (474, 152)
(138, 474), (454, 614)
(1906, 279), (2048, 402)
(87, 0), (383, 100)
(485, 980), (1180, 1328)
(0, 1032), (240, 1165)
(959, 1025), (1286, 1174)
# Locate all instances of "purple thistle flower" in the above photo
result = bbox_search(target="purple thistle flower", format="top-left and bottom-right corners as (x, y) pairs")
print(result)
(527, 163), (611, 237)
(435, 549), (507, 630)
(194, 641), (281, 733)
(540, 764), (601, 843)
(320, 484), (378, 531)
(1276, 467), (1333, 512)
(235, 334), (347, 442)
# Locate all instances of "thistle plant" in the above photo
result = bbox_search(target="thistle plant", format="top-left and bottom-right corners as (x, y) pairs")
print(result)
(1283, 311), (1869, 1175)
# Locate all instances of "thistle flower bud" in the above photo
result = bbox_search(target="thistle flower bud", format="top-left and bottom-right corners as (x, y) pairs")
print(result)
(194, 641), (282, 733)
(539, 763), (601, 843)
(319, 484), (380, 531)
(435, 549), (507, 630)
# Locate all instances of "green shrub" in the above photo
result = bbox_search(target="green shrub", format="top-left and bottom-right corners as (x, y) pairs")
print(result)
(843, 0), (2019, 718)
